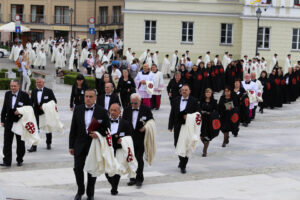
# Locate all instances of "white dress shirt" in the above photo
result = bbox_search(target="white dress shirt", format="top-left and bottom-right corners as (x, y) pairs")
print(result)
(104, 93), (112, 110)
(85, 105), (95, 134)
(11, 91), (19, 109)
(110, 117), (119, 135)
(180, 96), (189, 112)
(37, 87), (44, 104)
(132, 108), (139, 129)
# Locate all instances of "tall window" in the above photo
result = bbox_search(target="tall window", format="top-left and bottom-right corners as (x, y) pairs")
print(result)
(144, 20), (156, 41)
(258, 27), (270, 49)
(292, 28), (300, 50)
(220, 23), (233, 45)
(11, 4), (24, 22)
(99, 7), (108, 24)
(31, 5), (44, 23)
(55, 6), (69, 24)
(295, 0), (300, 6)
(113, 6), (121, 24)
(181, 22), (193, 43)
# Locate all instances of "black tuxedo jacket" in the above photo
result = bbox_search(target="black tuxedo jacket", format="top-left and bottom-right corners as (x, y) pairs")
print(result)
(110, 118), (132, 151)
(122, 105), (153, 144)
(1, 90), (31, 127)
(96, 92), (120, 110)
(69, 104), (110, 156)
(31, 87), (57, 117)
(168, 96), (199, 130)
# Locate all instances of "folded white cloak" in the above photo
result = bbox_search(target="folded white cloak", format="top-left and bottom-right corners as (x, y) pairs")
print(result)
(116, 136), (138, 178)
(12, 106), (40, 146)
(175, 112), (201, 158)
(84, 131), (119, 177)
(40, 100), (64, 134)
(144, 119), (157, 166)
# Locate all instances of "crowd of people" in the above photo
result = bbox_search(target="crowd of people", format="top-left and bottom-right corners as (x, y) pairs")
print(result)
(1, 36), (300, 200)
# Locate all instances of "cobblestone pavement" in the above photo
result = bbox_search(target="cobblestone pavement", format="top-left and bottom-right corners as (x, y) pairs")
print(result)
(0, 57), (300, 200)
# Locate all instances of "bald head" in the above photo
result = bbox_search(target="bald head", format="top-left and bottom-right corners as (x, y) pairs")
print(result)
(109, 103), (121, 119)
(105, 82), (113, 94)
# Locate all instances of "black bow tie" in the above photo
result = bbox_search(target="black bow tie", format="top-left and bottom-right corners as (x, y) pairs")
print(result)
(182, 99), (188, 102)
(106, 95), (111, 97)
(37, 89), (43, 92)
(245, 82), (250, 84)
(12, 94), (17, 97)
(85, 107), (94, 111)
(132, 109), (139, 111)
(110, 119), (119, 123)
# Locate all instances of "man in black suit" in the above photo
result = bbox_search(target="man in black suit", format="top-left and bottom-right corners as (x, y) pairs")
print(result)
(28, 78), (57, 152)
(122, 93), (153, 188)
(1, 80), (31, 167)
(105, 103), (132, 195)
(69, 89), (110, 200)
(168, 84), (199, 174)
(96, 83), (120, 110)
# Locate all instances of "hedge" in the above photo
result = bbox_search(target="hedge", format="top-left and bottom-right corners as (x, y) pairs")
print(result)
(1, 69), (8, 72)
(12, 68), (20, 77)
(0, 78), (36, 90)
(64, 74), (95, 89)
(0, 72), (5, 78)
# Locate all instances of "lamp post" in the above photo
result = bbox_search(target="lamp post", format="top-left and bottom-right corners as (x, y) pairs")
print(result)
(255, 7), (262, 56)
(69, 8), (74, 40)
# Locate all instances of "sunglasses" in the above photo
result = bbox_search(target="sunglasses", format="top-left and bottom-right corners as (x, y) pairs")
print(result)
(130, 102), (138, 105)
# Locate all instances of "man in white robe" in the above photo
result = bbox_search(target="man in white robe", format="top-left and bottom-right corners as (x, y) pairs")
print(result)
(146, 53), (154, 67)
(269, 53), (278, 73)
(196, 56), (202, 66)
(214, 55), (220, 66)
(284, 54), (291, 74)
(80, 46), (89, 64)
(161, 54), (171, 78)
(170, 50), (179, 72)
(222, 52), (229, 69)
(204, 51), (211, 68)
(139, 49), (150, 64)
(153, 51), (159, 66)
(55, 48), (65, 69)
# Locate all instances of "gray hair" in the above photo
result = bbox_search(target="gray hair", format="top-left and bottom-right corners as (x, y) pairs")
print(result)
(130, 93), (141, 101)
(10, 79), (20, 85)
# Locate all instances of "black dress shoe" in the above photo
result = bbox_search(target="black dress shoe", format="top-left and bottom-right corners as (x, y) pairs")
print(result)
(136, 181), (142, 188)
(180, 168), (186, 174)
(111, 189), (118, 195)
(74, 194), (82, 200)
(47, 144), (51, 150)
(0, 163), (11, 167)
(127, 179), (136, 186)
(17, 162), (23, 167)
(27, 145), (37, 152)
(87, 196), (94, 200)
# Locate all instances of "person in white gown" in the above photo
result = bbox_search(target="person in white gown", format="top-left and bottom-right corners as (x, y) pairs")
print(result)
(161, 54), (171, 78)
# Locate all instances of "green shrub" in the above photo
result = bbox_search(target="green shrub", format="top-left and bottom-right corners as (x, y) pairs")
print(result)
(1, 69), (8, 72)
(0, 72), (5, 78)
(62, 69), (79, 76)
(30, 78), (36, 90)
(0, 78), (11, 90)
(64, 74), (95, 89)
(12, 68), (20, 77)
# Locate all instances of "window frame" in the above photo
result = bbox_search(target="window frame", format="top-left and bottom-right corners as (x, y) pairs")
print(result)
(220, 23), (233, 46)
(144, 20), (156, 42)
(291, 28), (300, 51)
(181, 21), (194, 44)
(257, 26), (271, 50)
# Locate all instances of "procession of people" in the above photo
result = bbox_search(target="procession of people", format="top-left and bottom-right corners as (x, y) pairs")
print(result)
(1, 36), (300, 200)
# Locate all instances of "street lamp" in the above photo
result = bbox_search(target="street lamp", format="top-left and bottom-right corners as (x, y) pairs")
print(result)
(255, 8), (262, 56)
(69, 8), (74, 40)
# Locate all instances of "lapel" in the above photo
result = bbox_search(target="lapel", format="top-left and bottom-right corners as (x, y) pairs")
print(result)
(40, 88), (47, 105)
(80, 105), (86, 128)
(14, 91), (22, 109)
(8, 91), (13, 109)
(185, 97), (192, 112)
(117, 119), (122, 133)
(128, 108), (133, 125)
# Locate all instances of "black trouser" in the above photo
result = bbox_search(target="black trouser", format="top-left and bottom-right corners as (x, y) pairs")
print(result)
(133, 141), (145, 183)
(105, 174), (121, 191)
(74, 151), (97, 197)
(251, 106), (257, 120)
(87, 67), (92, 75)
(174, 125), (188, 170)
(74, 59), (78, 70)
(3, 125), (25, 165)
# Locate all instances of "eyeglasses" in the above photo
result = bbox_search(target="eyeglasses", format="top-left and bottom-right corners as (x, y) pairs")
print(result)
(130, 102), (138, 105)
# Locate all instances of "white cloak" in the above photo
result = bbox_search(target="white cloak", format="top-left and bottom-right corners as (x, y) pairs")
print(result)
(40, 100), (64, 134)
(161, 57), (171, 75)
(144, 119), (157, 166)
(170, 53), (178, 71)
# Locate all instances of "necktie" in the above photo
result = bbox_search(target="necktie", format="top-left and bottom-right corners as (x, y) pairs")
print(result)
(111, 119), (118, 123)
(85, 107), (94, 111)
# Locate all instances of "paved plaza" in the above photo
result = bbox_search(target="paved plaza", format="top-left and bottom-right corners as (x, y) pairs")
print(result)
(0, 57), (300, 200)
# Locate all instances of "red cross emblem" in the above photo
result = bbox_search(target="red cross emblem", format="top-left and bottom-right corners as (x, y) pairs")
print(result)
(212, 119), (221, 130)
(231, 113), (239, 124)
(106, 131), (112, 147)
(148, 83), (153, 89)
(126, 147), (133, 162)
(195, 113), (202, 126)
(220, 68), (224, 73)
(25, 122), (36, 134)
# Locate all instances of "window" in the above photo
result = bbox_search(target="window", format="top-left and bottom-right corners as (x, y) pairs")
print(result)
(144, 20), (156, 42)
(113, 6), (121, 24)
(261, 0), (272, 4)
(99, 7), (108, 24)
(55, 6), (69, 24)
(258, 27), (270, 49)
(295, 0), (300, 6)
(31, 5), (44, 23)
(11, 4), (24, 22)
(292, 28), (300, 50)
(220, 23), (233, 45)
(181, 22), (193, 43)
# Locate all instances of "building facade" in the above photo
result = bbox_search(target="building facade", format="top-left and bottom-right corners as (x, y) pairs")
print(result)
(0, 0), (124, 42)
(123, 0), (300, 66)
